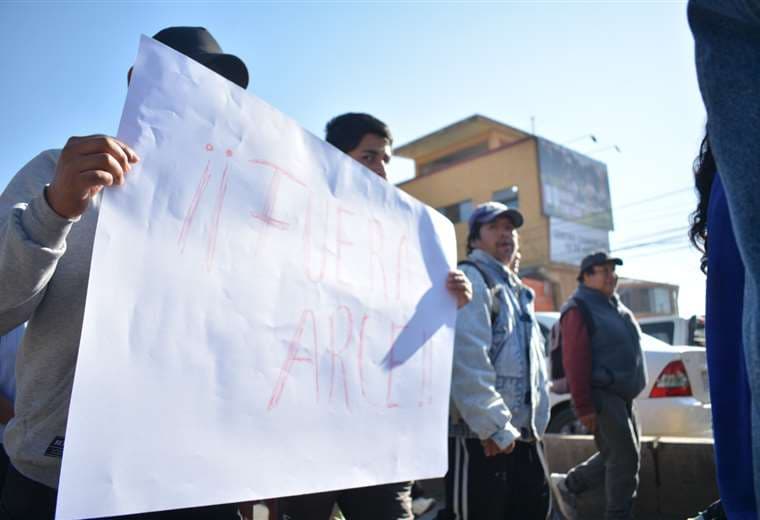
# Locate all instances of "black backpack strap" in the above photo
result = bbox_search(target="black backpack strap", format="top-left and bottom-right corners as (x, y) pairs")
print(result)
(551, 297), (595, 392)
(458, 260), (500, 325)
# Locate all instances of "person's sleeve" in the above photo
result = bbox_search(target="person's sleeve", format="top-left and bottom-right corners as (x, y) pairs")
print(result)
(690, 1), (760, 280)
(451, 264), (520, 449)
(560, 307), (594, 417)
(0, 151), (75, 335)
(0, 394), (12, 425)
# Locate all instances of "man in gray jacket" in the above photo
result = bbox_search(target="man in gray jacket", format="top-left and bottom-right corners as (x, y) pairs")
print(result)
(0, 27), (248, 519)
(439, 201), (551, 520)
(552, 252), (647, 520)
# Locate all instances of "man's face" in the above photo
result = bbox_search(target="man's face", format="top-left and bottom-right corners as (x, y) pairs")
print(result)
(584, 262), (618, 297)
(348, 133), (391, 180)
(473, 215), (517, 266)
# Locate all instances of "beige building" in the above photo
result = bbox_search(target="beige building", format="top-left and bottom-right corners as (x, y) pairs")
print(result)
(396, 114), (615, 310)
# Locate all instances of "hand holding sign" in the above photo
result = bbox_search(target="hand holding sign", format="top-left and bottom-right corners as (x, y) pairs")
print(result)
(57, 36), (457, 519)
(47, 135), (139, 219)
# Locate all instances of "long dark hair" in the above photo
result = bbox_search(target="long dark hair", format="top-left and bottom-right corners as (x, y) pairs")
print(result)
(689, 132), (716, 274)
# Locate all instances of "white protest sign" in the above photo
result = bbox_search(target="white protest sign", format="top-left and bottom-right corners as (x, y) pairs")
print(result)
(57, 35), (457, 519)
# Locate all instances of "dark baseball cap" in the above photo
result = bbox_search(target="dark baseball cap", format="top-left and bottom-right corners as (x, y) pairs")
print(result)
(579, 251), (623, 275)
(153, 27), (249, 89)
(468, 201), (524, 231)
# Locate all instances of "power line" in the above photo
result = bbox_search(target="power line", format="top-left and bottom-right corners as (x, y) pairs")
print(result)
(615, 187), (693, 211)
(611, 234), (688, 253)
(616, 207), (694, 226)
(513, 186), (694, 237)
(445, 187), (697, 264)
(445, 184), (694, 236)
(611, 226), (688, 248)
(623, 244), (694, 260)
(515, 223), (689, 252)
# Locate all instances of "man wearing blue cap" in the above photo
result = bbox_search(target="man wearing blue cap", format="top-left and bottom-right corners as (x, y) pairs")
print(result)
(0, 27), (247, 519)
(438, 201), (551, 520)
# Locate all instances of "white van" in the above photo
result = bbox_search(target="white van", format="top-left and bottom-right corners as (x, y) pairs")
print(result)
(637, 315), (705, 346)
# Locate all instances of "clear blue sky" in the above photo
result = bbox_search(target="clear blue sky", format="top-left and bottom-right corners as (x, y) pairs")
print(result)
(0, 1), (707, 317)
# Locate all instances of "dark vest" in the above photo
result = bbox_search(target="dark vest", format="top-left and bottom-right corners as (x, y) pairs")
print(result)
(572, 284), (647, 401)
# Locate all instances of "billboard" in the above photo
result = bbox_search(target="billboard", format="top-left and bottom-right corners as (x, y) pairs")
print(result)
(537, 138), (613, 230)
(549, 217), (610, 266)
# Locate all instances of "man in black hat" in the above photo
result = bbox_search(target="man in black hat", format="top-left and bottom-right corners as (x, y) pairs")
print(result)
(551, 252), (647, 520)
(0, 27), (247, 519)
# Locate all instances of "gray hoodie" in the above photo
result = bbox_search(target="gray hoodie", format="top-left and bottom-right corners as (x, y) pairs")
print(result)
(0, 149), (98, 488)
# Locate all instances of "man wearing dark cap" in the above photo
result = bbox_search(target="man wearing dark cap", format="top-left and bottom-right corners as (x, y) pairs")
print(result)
(551, 252), (647, 520)
(273, 112), (473, 520)
(0, 27), (247, 518)
(438, 201), (551, 520)
(323, 112), (471, 308)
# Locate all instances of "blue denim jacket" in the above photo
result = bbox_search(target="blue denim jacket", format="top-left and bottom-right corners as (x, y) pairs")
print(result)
(449, 249), (551, 449)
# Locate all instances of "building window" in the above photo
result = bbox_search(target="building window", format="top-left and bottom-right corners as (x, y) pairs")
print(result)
(493, 185), (519, 209)
(437, 200), (474, 224)
(419, 142), (489, 175)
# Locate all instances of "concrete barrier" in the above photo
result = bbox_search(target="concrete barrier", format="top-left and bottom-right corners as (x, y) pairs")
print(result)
(418, 436), (718, 519)
(543, 434), (719, 519)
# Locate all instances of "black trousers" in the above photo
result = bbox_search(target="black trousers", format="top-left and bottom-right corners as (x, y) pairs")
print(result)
(0, 464), (239, 520)
(0, 446), (8, 493)
(438, 438), (549, 520)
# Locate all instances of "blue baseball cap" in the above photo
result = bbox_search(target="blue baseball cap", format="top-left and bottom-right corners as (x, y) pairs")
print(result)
(468, 201), (524, 231)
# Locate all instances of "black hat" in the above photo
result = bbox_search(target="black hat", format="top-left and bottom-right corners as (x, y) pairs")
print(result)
(579, 251), (623, 277)
(153, 27), (249, 89)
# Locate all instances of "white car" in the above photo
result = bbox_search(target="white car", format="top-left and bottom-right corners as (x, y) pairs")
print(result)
(536, 312), (712, 438)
